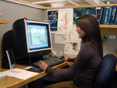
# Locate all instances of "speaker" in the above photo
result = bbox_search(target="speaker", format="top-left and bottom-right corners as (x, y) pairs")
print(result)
(2, 49), (15, 69)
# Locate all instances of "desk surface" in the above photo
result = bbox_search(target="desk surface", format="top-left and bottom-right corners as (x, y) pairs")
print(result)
(0, 61), (71, 88)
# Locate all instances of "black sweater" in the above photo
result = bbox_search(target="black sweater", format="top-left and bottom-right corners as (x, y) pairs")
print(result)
(46, 42), (102, 88)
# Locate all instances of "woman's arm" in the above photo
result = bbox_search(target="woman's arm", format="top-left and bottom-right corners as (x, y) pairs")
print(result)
(62, 54), (75, 62)
(68, 58), (75, 62)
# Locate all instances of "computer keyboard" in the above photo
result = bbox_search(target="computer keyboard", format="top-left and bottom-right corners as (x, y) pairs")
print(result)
(33, 57), (64, 68)
(27, 57), (64, 73)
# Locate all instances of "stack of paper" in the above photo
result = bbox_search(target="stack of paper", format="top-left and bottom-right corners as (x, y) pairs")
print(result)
(0, 68), (38, 80)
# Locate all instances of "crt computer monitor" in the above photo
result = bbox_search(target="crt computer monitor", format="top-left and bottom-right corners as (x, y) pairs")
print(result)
(13, 18), (52, 65)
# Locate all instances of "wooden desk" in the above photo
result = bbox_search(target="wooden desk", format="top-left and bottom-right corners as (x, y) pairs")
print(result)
(0, 61), (70, 88)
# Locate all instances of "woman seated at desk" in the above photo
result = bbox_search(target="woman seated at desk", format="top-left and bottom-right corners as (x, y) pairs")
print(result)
(28, 14), (103, 88)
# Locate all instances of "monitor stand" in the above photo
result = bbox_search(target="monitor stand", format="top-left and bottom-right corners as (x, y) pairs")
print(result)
(15, 56), (43, 66)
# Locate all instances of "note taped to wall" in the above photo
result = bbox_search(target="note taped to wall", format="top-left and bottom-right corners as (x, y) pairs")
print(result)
(69, 25), (81, 49)
(64, 41), (79, 55)
(55, 33), (69, 44)
(57, 8), (73, 34)
(47, 10), (58, 31)
(69, 25), (81, 41)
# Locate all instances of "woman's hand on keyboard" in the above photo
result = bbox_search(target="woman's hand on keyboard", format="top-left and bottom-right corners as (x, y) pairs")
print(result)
(62, 54), (68, 61)
(39, 60), (48, 71)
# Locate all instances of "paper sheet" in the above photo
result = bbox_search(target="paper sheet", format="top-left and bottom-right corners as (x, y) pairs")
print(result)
(57, 8), (73, 34)
(0, 73), (6, 78)
(47, 10), (58, 31)
(69, 25), (81, 42)
(0, 68), (38, 80)
(55, 33), (69, 44)
(64, 41), (79, 55)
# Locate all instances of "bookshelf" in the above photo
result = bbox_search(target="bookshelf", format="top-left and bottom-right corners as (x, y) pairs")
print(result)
(41, 4), (117, 10)
(100, 25), (117, 34)
(42, 4), (117, 34)
(0, 19), (8, 24)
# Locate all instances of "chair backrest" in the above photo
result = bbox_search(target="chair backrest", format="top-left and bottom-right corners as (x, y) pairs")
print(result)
(94, 54), (117, 88)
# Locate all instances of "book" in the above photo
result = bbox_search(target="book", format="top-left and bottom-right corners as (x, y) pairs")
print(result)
(96, 7), (101, 22)
(102, 7), (109, 24)
(109, 6), (117, 24)
(99, 7), (104, 24)
(106, 6), (113, 24)
(114, 6), (117, 24)
(114, 15), (117, 24)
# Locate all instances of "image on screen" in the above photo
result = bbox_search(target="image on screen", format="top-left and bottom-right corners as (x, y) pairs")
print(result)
(27, 24), (49, 50)
(25, 20), (51, 53)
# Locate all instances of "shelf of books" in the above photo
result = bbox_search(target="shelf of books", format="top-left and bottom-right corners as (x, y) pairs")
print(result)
(0, 19), (8, 24)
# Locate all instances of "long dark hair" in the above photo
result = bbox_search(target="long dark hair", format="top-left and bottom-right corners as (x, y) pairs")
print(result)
(76, 15), (103, 57)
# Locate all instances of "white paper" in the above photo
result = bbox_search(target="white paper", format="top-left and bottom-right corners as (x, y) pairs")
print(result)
(64, 41), (79, 55)
(69, 25), (81, 42)
(1, 68), (38, 80)
(69, 24), (81, 50)
(57, 8), (73, 34)
(0, 73), (6, 78)
(55, 33), (69, 44)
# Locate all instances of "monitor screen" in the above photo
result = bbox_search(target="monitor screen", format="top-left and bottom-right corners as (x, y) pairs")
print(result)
(25, 20), (52, 53)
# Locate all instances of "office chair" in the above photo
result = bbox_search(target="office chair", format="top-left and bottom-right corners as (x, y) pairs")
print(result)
(44, 54), (117, 88)
(94, 54), (117, 88)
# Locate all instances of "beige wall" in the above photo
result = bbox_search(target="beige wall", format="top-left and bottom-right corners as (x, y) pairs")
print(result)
(0, 1), (44, 59)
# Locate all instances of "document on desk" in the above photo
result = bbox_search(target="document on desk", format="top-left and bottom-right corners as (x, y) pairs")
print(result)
(0, 73), (6, 78)
(1, 68), (38, 80)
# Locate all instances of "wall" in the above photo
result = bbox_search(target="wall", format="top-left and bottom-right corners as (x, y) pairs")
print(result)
(0, 1), (44, 59)
(101, 34), (117, 56)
